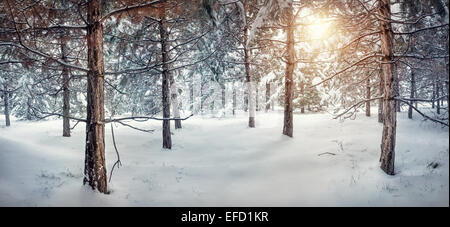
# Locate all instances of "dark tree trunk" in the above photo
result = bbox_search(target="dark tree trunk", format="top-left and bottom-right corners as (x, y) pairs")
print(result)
(432, 80), (435, 109)
(366, 78), (371, 117)
(244, 89), (248, 112)
(446, 80), (449, 117)
(159, 8), (172, 149)
(61, 42), (71, 137)
(26, 97), (32, 120)
(3, 90), (10, 127)
(379, 0), (396, 175)
(437, 80), (441, 115)
(283, 4), (295, 137)
(408, 71), (415, 119)
(83, 0), (107, 194)
(445, 13), (449, 118)
(265, 82), (270, 112)
(221, 84), (226, 110)
(414, 87), (418, 108)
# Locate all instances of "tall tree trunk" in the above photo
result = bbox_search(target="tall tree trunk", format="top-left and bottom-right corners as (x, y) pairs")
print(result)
(61, 42), (71, 137)
(3, 90), (10, 127)
(446, 80), (449, 118)
(159, 8), (172, 149)
(243, 0), (255, 127)
(244, 51), (254, 126)
(255, 82), (259, 111)
(283, 4), (295, 137)
(265, 82), (270, 112)
(26, 97), (32, 120)
(444, 3), (449, 119)
(221, 83), (226, 111)
(437, 80), (441, 115)
(170, 73), (181, 129)
(432, 80), (436, 109)
(83, 0), (107, 193)
(445, 80), (450, 121)
(408, 71), (415, 119)
(244, 90), (248, 112)
(414, 87), (418, 108)
(210, 92), (214, 113)
(379, 0), (396, 175)
(232, 83), (236, 115)
(366, 77), (371, 117)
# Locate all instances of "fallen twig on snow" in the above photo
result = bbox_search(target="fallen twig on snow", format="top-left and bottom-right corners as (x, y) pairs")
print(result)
(109, 122), (122, 183)
(318, 152), (337, 156)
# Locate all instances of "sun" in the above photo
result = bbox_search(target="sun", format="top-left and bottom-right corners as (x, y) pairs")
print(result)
(308, 18), (332, 40)
(309, 21), (331, 40)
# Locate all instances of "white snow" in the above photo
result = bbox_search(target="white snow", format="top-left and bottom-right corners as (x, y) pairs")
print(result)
(0, 111), (448, 206)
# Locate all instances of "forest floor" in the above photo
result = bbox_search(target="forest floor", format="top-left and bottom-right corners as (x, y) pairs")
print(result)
(0, 110), (448, 206)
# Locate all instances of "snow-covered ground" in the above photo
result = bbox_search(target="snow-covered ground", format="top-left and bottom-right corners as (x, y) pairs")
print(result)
(0, 111), (448, 207)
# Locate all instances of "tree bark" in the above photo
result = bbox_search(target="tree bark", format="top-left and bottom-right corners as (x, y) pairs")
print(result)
(170, 73), (181, 129)
(379, 0), (396, 175)
(83, 0), (107, 194)
(159, 7), (172, 148)
(26, 97), (32, 120)
(446, 80), (449, 118)
(432, 80), (435, 109)
(444, 4), (449, 118)
(437, 80), (441, 115)
(366, 77), (371, 117)
(446, 80), (449, 123)
(3, 90), (10, 127)
(221, 83), (226, 112)
(243, 89), (248, 112)
(283, 4), (295, 137)
(408, 71), (415, 119)
(255, 82), (259, 111)
(378, 69), (385, 123)
(61, 41), (71, 137)
(243, 0), (255, 128)
(244, 52), (254, 127)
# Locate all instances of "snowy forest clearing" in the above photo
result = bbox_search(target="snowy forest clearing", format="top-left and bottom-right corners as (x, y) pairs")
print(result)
(0, 111), (448, 207)
(0, 0), (449, 209)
